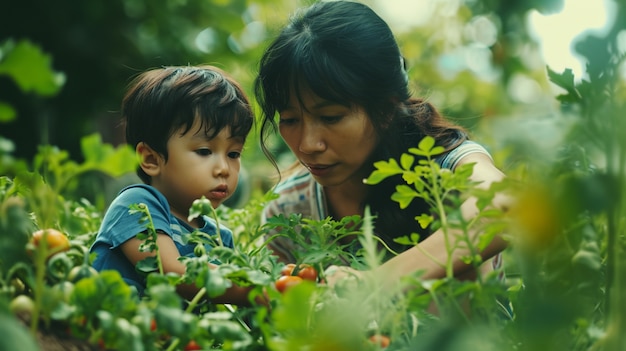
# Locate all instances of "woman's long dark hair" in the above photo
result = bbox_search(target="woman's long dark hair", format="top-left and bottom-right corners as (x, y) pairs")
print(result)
(255, 1), (467, 251)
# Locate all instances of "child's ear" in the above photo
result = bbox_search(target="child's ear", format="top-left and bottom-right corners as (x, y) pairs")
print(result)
(136, 142), (161, 177)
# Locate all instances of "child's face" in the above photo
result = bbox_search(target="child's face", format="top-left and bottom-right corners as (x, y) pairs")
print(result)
(152, 118), (243, 222)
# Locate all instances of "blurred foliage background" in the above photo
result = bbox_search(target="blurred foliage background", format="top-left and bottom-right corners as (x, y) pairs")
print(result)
(2, 1), (626, 349)
(0, 0), (623, 196)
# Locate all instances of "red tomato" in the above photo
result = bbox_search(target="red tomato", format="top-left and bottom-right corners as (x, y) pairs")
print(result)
(280, 263), (296, 276)
(184, 340), (202, 350)
(275, 275), (303, 293)
(368, 334), (391, 348)
(297, 265), (318, 282)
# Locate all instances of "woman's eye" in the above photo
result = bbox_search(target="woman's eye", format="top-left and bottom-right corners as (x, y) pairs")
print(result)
(279, 117), (297, 126)
(278, 112), (298, 125)
(228, 151), (242, 159)
(321, 115), (342, 124)
(195, 148), (211, 156)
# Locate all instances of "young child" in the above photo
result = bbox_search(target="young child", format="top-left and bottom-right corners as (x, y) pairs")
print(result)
(90, 65), (255, 305)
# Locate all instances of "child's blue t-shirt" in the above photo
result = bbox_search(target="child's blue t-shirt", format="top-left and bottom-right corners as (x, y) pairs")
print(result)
(90, 184), (234, 296)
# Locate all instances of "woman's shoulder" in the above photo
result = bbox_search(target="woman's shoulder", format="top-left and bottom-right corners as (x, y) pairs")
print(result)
(273, 167), (314, 195)
(436, 140), (493, 170)
(264, 167), (323, 220)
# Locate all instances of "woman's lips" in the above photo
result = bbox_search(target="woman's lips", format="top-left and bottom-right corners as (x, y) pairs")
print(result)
(305, 163), (334, 177)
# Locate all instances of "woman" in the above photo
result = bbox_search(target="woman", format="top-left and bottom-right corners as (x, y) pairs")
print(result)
(254, 1), (509, 287)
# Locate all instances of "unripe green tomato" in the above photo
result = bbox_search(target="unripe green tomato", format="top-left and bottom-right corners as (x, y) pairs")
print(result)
(68, 265), (98, 283)
(52, 281), (75, 302)
(9, 295), (35, 316)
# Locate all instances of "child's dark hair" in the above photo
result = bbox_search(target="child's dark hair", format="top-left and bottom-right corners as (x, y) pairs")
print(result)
(123, 65), (254, 184)
(255, 1), (467, 249)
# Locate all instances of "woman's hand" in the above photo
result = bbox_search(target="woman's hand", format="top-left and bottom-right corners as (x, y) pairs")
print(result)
(323, 265), (363, 287)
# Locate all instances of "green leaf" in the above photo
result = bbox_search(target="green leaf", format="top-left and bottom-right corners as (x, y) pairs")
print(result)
(403, 172), (424, 188)
(203, 268), (230, 298)
(415, 213), (433, 229)
(453, 162), (475, 181)
(0, 39), (65, 96)
(365, 159), (403, 185)
(547, 66), (576, 91)
(400, 153), (415, 170)
(0, 314), (40, 351)
(136, 256), (159, 273)
(394, 232), (421, 246)
(71, 270), (137, 318)
(407, 136), (447, 157)
(80, 133), (137, 177)
(419, 136), (435, 152)
(272, 281), (317, 333)
(476, 222), (507, 251)
(430, 146), (445, 155)
(391, 185), (419, 209)
(393, 235), (415, 246)
(547, 66), (582, 103)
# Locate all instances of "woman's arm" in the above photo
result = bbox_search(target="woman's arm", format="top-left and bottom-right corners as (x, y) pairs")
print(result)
(326, 153), (510, 286)
(121, 234), (254, 305)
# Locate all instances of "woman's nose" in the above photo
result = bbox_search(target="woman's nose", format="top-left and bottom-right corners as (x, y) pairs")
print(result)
(298, 123), (326, 154)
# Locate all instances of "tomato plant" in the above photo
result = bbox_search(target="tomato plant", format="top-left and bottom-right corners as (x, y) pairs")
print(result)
(275, 275), (303, 293)
(2, 13), (625, 349)
(368, 334), (390, 348)
(184, 340), (202, 350)
(296, 264), (318, 282)
(280, 263), (318, 282)
(280, 263), (296, 276)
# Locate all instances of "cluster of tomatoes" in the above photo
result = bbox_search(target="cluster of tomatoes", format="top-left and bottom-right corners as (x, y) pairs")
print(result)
(10, 229), (97, 316)
(274, 263), (319, 293)
(274, 263), (391, 348)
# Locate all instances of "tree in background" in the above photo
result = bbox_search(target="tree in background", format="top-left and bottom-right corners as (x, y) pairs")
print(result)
(1, 0), (572, 161)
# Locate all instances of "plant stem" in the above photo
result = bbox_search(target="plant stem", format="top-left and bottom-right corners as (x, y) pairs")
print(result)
(427, 162), (454, 278)
(209, 206), (224, 247)
(30, 233), (47, 334)
(184, 287), (206, 314)
(138, 204), (165, 275)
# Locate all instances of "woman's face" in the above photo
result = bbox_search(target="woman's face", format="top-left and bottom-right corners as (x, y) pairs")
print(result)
(278, 88), (379, 188)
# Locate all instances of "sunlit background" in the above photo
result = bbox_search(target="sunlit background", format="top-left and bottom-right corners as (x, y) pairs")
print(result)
(375, 0), (615, 81)
(527, 0), (614, 79)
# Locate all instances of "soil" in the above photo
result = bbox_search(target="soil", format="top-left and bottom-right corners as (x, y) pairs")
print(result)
(34, 329), (97, 351)
(15, 312), (102, 351)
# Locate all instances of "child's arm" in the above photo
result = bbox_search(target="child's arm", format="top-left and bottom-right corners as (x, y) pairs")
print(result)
(120, 233), (254, 306)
